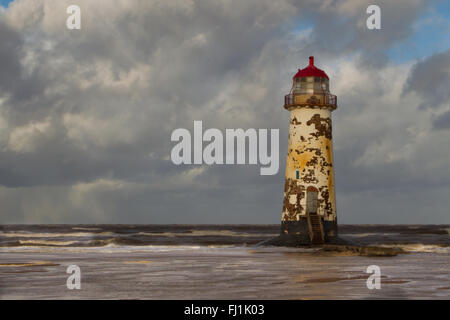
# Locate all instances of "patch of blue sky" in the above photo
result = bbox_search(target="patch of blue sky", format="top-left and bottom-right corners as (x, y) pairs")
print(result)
(388, 1), (450, 63)
(0, 0), (13, 8)
(293, 18), (314, 33)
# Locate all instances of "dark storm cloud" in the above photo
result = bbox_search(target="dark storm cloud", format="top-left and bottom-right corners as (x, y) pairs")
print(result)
(404, 49), (450, 132)
(432, 109), (450, 130)
(405, 49), (450, 109)
(0, 16), (52, 110)
(0, 18), (22, 92)
(0, 0), (448, 223)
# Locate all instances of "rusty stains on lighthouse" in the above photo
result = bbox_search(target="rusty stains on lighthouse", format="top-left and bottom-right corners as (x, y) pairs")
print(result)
(280, 56), (338, 245)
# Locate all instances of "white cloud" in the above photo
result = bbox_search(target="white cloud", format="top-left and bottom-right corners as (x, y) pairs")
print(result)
(63, 113), (136, 148)
(8, 118), (51, 153)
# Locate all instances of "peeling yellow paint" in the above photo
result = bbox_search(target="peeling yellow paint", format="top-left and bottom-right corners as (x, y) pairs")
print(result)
(281, 105), (337, 222)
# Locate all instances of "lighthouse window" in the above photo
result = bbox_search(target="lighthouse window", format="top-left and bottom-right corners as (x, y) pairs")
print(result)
(294, 78), (301, 91)
(296, 170), (300, 179)
(314, 81), (322, 91)
(298, 78), (306, 90)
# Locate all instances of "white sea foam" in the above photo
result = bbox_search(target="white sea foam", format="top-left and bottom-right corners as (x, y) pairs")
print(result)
(18, 240), (77, 246)
(381, 244), (450, 253)
(0, 244), (239, 254)
(343, 233), (401, 237)
(0, 231), (113, 238)
(138, 230), (276, 237)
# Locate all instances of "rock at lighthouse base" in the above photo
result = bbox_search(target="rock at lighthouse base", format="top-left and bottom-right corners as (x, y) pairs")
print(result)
(257, 234), (347, 247)
(257, 235), (404, 257)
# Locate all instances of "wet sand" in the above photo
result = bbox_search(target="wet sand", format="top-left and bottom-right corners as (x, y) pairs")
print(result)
(1, 246), (449, 299)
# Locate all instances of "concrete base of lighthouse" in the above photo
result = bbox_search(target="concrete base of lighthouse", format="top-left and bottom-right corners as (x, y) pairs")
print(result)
(260, 220), (343, 247)
(282, 219), (337, 240)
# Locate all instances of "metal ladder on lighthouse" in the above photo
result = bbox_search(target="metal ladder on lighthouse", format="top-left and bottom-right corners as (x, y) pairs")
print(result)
(306, 190), (325, 244)
(307, 213), (324, 244)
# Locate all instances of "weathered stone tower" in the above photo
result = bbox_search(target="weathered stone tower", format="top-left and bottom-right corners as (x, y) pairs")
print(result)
(281, 56), (338, 245)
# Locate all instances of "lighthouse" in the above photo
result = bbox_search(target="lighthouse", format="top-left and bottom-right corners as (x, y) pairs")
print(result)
(280, 56), (338, 245)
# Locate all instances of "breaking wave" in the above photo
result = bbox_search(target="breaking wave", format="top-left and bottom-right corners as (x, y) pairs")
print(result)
(0, 231), (113, 238)
(18, 240), (78, 246)
(381, 244), (450, 253)
(1, 224), (448, 253)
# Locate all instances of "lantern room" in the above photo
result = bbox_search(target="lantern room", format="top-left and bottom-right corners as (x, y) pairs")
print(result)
(284, 56), (337, 110)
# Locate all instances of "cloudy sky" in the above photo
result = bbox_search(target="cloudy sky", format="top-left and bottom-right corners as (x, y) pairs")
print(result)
(0, 0), (449, 224)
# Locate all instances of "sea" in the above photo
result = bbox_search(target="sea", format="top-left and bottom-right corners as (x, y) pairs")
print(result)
(0, 224), (449, 299)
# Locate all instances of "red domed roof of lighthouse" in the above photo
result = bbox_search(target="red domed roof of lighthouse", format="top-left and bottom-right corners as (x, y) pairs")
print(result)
(293, 56), (329, 80)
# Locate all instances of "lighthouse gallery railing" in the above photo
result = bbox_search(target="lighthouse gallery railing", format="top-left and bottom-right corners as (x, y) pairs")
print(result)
(284, 92), (337, 108)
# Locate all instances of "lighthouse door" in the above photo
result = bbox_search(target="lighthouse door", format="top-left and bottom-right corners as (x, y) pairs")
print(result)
(306, 188), (318, 215)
